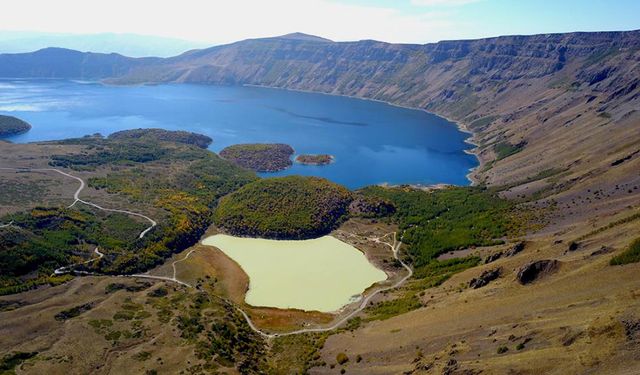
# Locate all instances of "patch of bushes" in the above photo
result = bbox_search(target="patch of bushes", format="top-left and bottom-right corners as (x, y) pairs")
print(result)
(469, 115), (498, 130)
(147, 287), (168, 298)
(219, 143), (294, 172)
(108, 128), (212, 148)
(0, 351), (38, 373)
(55, 302), (95, 321)
(610, 238), (640, 265)
(214, 176), (353, 239)
(359, 186), (511, 274)
(336, 353), (349, 365)
(494, 141), (527, 160)
(365, 294), (422, 321)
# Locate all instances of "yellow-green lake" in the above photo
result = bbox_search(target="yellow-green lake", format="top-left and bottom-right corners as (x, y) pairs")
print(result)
(201, 234), (388, 312)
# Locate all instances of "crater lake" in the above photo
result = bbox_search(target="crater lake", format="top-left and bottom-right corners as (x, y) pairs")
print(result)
(0, 79), (477, 188)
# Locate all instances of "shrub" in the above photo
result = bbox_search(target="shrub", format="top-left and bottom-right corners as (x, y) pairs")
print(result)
(494, 141), (526, 160)
(336, 353), (349, 365)
(610, 237), (640, 265)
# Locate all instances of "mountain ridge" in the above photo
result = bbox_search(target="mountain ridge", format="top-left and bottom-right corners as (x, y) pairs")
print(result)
(0, 30), (638, 197)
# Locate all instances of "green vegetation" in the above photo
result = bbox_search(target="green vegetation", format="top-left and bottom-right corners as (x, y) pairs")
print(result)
(214, 176), (353, 239)
(493, 141), (527, 160)
(359, 186), (511, 274)
(0, 207), (146, 294)
(610, 237), (640, 266)
(73, 139), (254, 275)
(172, 292), (266, 373)
(497, 346), (509, 354)
(269, 334), (328, 373)
(364, 257), (480, 321)
(1, 134), (256, 294)
(349, 195), (395, 218)
(365, 294), (422, 321)
(411, 256), (481, 281)
(0, 352), (37, 374)
(469, 115), (498, 130)
(219, 143), (294, 172)
(295, 154), (334, 165)
(0, 115), (31, 137)
(108, 128), (213, 148)
(54, 303), (95, 321)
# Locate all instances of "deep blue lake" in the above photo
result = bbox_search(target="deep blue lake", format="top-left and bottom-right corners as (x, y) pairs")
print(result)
(0, 79), (477, 189)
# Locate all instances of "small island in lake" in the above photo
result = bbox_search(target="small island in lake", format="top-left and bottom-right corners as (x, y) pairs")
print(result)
(219, 143), (294, 172)
(295, 154), (334, 166)
(0, 115), (31, 137)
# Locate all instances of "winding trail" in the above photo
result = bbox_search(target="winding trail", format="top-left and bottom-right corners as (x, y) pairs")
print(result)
(0, 167), (156, 239)
(204, 231), (411, 339)
(0, 220), (14, 228)
(53, 248), (104, 275)
(1, 166), (157, 275)
(1, 166), (414, 338)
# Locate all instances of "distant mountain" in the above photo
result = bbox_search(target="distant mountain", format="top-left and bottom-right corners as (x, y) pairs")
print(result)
(0, 31), (639, 190)
(0, 31), (206, 57)
(268, 32), (333, 42)
(0, 47), (158, 79)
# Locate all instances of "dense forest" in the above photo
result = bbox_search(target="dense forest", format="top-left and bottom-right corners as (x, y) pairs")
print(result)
(219, 143), (294, 172)
(214, 176), (353, 239)
(108, 128), (213, 149)
(359, 186), (514, 277)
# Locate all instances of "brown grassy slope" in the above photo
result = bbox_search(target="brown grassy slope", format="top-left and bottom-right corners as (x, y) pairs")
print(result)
(314, 219), (640, 375)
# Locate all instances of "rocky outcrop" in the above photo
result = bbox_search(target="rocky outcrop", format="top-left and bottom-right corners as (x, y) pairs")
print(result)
(484, 251), (503, 264)
(469, 268), (502, 289)
(516, 260), (559, 285)
(505, 242), (526, 257)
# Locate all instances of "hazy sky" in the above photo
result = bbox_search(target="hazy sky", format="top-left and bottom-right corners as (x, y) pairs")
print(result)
(1, 0), (638, 45)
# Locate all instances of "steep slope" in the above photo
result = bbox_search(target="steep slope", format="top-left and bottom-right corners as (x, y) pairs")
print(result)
(1, 31), (638, 230)
(114, 32), (639, 230)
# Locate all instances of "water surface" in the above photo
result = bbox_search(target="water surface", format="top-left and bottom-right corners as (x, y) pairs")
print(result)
(0, 79), (477, 188)
(201, 234), (387, 312)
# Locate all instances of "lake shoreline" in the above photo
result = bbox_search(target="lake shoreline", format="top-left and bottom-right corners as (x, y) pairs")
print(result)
(201, 233), (388, 313)
(243, 83), (482, 186)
